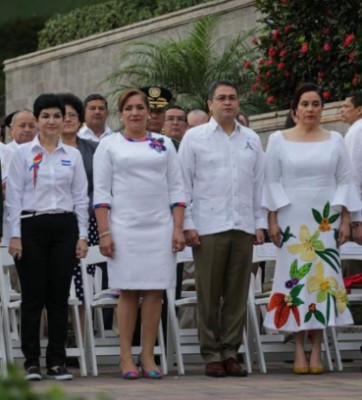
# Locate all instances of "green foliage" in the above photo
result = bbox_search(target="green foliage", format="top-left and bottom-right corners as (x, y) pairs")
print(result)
(0, 365), (109, 400)
(108, 16), (267, 114)
(249, 0), (362, 109)
(38, 0), (210, 50)
(0, 17), (45, 114)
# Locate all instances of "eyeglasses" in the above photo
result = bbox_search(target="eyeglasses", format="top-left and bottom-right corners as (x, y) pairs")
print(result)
(65, 112), (79, 119)
(213, 95), (238, 102)
(165, 116), (186, 122)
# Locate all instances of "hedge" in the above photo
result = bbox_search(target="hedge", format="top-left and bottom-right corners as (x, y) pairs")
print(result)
(38, 0), (211, 49)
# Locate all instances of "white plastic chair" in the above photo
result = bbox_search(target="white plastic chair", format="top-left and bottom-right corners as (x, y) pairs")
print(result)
(330, 241), (362, 370)
(0, 247), (21, 364)
(80, 246), (167, 376)
(0, 307), (8, 376)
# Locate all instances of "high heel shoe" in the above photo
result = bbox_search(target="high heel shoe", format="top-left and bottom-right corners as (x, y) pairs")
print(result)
(137, 356), (162, 379)
(121, 370), (140, 379)
(293, 366), (309, 375)
(309, 366), (324, 375)
(120, 360), (139, 379)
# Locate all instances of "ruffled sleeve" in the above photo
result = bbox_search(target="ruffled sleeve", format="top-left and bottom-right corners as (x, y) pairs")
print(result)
(331, 131), (362, 213)
(262, 131), (291, 211)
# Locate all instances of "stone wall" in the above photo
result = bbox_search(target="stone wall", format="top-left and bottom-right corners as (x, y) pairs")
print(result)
(4, 0), (258, 126)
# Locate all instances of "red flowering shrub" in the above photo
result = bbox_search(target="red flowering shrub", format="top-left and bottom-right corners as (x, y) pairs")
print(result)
(248, 0), (362, 109)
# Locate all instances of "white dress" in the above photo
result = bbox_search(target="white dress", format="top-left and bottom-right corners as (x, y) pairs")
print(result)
(93, 133), (185, 289)
(262, 131), (361, 332)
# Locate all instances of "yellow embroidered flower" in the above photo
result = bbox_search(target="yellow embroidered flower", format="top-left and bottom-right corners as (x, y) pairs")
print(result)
(319, 217), (331, 232)
(288, 225), (324, 262)
(307, 261), (338, 302)
(335, 286), (349, 313)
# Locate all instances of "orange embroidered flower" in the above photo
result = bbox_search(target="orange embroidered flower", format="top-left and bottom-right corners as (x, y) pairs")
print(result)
(268, 292), (301, 329)
(319, 218), (331, 232)
(308, 303), (316, 312)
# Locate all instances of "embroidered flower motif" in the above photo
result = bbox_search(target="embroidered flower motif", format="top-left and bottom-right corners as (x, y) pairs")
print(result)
(307, 261), (337, 302)
(308, 303), (316, 312)
(319, 218), (331, 232)
(335, 286), (349, 313)
(267, 290), (303, 329)
(288, 225), (324, 262)
(285, 277), (299, 289)
(304, 302), (326, 325)
(29, 152), (43, 188)
(312, 202), (339, 232)
(149, 137), (166, 152)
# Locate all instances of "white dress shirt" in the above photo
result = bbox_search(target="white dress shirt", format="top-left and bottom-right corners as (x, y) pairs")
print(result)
(178, 117), (267, 236)
(344, 118), (362, 221)
(2, 140), (20, 245)
(2, 140), (19, 180)
(78, 124), (114, 142)
(6, 135), (89, 238)
(0, 142), (6, 178)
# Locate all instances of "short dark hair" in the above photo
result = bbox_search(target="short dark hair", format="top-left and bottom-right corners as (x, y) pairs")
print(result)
(118, 88), (149, 112)
(207, 80), (239, 100)
(166, 105), (186, 114)
(58, 93), (85, 123)
(83, 93), (108, 109)
(347, 92), (362, 108)
(291, 83), (324, 113)
(33, 94), (65, 119)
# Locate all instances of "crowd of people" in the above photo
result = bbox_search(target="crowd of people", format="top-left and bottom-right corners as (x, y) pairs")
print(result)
(1, 81), (361, 382)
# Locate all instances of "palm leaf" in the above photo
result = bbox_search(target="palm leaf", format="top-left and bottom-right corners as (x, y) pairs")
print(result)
(106, 16), (265, 112)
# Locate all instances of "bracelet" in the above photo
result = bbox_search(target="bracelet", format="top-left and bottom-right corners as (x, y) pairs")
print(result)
(99, 230), (111, 238)
(351, 222), (362, 227)
(79, 236), (88, 241)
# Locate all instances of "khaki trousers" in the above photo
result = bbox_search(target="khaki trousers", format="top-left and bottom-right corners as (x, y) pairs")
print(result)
(193, 230), (253, 363)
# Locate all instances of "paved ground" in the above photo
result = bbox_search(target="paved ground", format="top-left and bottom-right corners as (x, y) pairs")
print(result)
(30, 362), (362, 400)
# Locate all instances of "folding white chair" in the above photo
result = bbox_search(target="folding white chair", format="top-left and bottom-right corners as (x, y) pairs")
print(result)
(66, 279), (88, 376)
(0, 307), (8, 376)
(248, 244), (334, 373)
(329, 241), (362, 371)
(80, 245), (167, 376)
(0, 247), (87, 376)
(0, 247), (21, 364)
(166, 248), (252, 375)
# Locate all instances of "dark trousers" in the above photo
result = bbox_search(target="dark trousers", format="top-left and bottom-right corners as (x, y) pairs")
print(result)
(193, 230), (253, 363)
(15, 213), (78, 369)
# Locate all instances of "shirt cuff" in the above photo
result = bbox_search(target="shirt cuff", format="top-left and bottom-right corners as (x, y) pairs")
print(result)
(93, 203), (111, 209)
(170, 202), (186, 208)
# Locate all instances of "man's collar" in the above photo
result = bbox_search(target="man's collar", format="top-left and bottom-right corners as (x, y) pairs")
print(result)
(209, 116), (242, 134)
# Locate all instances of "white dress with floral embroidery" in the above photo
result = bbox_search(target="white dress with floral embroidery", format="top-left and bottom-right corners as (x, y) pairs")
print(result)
(93, 132), (185, 290)
(262, 131), (360, 332)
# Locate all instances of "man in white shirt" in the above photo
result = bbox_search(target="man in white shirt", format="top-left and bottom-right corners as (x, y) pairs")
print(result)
(340, 93), (362, 276)
(163, 106), (188, 151)
(179, 80), (266, 377)
(78, 94), (113, 142)
(2, 110), (37, 245)
(187, 109), (209, 128)
(3, 110), (37, 175)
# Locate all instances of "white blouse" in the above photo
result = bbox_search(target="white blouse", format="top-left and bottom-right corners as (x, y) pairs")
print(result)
(6, 135), (89, 237)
